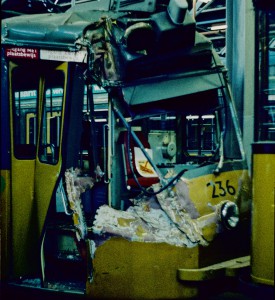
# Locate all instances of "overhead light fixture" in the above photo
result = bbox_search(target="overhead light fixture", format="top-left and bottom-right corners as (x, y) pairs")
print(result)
(186, 115), (199, 120)
(210, 24), (227, 31)
(202, 114), (215, 119)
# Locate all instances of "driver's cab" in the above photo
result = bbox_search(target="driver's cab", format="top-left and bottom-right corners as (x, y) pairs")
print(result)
(108, 86), (235, 212)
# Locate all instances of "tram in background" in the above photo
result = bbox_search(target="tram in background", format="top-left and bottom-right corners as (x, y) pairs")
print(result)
(250, 0), (274, 295)
(1, 0), (252, 299)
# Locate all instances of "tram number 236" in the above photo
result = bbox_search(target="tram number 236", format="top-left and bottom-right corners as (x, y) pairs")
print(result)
(206, 180), (236, 198)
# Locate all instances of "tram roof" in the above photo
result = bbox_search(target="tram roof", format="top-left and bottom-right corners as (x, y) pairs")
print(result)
(1, 7), (226, 95)
(122, 65), (225, 106)
(1, 10), (124, 50)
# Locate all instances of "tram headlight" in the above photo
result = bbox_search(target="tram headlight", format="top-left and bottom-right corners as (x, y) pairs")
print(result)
(220, 201), (239, 229)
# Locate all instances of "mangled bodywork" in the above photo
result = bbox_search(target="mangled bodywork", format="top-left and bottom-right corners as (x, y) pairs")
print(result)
(1, 0), (251, 298)
(65, 159), (250, 250)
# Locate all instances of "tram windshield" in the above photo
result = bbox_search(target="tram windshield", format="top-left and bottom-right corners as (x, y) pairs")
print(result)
(118, 88), (224, 168)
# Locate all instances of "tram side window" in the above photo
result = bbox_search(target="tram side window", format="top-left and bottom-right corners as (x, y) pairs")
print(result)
(257, 10), (275, 141)
(127, 110), (219, 168)
(80, 84), (108, 170)
(12, 66), (39, 159)
(38, 71), (64, 164)
(186, 114), (217, 156)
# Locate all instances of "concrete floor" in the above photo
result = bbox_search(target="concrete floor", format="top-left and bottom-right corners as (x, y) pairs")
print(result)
(0, 282), (273, 300)
(1, 270), (274, 300)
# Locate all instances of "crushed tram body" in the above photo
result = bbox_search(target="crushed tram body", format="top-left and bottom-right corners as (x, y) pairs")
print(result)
(1, 0), (251, 298)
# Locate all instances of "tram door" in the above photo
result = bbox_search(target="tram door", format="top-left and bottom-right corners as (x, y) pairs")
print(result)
(9, 61), (68, 277)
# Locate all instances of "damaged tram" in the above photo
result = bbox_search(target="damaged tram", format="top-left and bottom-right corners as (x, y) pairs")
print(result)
(1, 0), (251, 298)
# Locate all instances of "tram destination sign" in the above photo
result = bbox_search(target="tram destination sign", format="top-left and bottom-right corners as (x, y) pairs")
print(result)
(5, 47), (87, 63)
(6, 47), (39, 59)
(40, 49), (87, 63)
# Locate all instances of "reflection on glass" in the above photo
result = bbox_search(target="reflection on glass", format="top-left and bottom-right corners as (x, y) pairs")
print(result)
(39, 71), (64, 164)
(12, 66), (39, 159)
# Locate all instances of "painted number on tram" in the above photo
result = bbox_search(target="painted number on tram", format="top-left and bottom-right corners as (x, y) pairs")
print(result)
(206, 180), (236, 198)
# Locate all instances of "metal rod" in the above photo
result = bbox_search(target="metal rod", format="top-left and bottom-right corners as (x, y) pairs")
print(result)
(112, 105), (164, 182)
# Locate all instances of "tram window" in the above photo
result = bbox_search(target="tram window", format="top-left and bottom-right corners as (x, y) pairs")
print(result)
(80, 84), (108, 169)
(38, 71), (64, 164)
(12, 65), (39, 159)
(125, 110), (219, 168)
(186, 114), (217, 156)
(257, 10), (275, 141)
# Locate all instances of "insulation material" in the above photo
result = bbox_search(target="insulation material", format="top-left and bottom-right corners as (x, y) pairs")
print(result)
(154, 179), (209, 246)
(65, 168), (226, 248)
(65, 168), (95, 241)
(92, 195), (198, 248)
(92, 176), (229, 247)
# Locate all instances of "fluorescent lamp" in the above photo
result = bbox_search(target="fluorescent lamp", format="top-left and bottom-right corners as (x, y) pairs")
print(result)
(210, 24), (227, 31)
